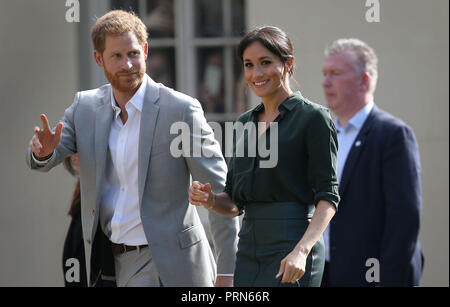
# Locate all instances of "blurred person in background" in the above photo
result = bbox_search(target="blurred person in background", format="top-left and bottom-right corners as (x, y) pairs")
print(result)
(320, 38), (423, 286)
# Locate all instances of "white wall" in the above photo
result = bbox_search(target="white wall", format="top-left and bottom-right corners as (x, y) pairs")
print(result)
(0, 0), (78, 286)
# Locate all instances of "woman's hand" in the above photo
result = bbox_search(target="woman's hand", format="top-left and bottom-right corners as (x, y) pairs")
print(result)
(276, 246), (309, 284)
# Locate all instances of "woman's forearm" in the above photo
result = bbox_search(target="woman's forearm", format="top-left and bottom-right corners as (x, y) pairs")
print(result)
(207, 192), (240, 218)
(294, 200), (336, 254)
(189, 182), (240, 217)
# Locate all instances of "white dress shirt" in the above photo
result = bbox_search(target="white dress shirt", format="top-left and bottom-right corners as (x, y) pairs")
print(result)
(99, 74), (149, 245)
(323, 101), (374, 261)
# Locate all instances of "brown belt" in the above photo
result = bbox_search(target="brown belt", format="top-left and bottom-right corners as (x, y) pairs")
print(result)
(111, 242), (148, 256)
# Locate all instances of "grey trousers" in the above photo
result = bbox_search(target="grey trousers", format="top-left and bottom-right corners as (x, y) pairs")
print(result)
(114, 246), (163, 287)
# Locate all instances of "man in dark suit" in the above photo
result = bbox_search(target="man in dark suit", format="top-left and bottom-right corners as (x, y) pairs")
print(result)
(320, 38), (423, 286)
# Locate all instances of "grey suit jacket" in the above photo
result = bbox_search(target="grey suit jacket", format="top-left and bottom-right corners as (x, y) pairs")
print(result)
(27, 75), (239, 286)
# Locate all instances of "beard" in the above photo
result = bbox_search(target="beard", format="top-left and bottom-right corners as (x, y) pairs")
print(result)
(104, 65), (145, 94)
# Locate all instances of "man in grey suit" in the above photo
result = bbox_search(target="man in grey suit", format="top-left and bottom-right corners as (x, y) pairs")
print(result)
(26, 10), (239, 287)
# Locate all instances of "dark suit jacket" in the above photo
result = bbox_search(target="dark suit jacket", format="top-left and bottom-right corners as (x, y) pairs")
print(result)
(62, 202), (116, 287)
(62, 206), (87, 287)
(329, 106), (423, 286)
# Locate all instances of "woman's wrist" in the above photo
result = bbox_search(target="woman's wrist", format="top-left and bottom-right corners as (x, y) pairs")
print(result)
(203, 192), (216, 210)
(294, 244), (310, 256)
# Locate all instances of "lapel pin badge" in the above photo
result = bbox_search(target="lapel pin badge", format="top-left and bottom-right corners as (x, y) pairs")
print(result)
(355, 140), (362, 147)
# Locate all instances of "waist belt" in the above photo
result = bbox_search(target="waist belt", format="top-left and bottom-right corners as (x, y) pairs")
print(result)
(111, 242), (148, 256)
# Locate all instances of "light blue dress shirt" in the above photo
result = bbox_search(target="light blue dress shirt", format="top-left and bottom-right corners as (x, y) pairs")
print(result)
(323, 101), (374, 262)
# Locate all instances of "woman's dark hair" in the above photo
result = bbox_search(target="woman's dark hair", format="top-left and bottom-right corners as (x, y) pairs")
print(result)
(63, 156), (81, 218)
(237, 26), (295, 76)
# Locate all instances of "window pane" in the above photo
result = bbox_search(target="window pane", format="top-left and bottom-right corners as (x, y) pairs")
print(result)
(233, 48), (248, 113)
(111, 0), (140, 13)
(194, 0), (224, 37)
(147, 47), (176, 89)
(144, 0), (175, 38)
(231, 0), (246, 36)
(197, 48), (224, 113)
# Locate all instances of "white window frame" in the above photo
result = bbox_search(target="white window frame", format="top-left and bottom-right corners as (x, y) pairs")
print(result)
(141, 0), (245, 122)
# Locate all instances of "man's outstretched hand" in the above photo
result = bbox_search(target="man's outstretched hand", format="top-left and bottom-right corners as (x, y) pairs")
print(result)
(29, 114), (63, 160)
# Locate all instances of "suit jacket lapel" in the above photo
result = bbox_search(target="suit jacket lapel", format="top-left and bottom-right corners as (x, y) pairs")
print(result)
(338, 106), (377, 197)
(138, 77), (160, 205)
(95, 98), (113, 198)
(92, 94), (113, 240)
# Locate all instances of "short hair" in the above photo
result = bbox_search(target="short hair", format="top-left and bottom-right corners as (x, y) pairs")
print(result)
(237, 26), (295, 77)
(91, 10), (148, 54)
(325, 38), (378, 93)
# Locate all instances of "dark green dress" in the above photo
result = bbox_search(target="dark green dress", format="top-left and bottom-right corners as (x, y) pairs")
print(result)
(224, 92), (340, 287)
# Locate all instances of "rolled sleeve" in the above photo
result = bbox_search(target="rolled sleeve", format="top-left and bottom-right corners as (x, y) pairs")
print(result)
(307, 108), (340, 210)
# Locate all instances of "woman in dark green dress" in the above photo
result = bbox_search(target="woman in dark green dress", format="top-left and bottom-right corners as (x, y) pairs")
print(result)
(189, 26), (339, 287)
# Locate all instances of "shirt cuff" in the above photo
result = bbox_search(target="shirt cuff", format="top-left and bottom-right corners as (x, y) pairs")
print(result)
(32, 152), (53, 165)
(216, 274), (234, 277)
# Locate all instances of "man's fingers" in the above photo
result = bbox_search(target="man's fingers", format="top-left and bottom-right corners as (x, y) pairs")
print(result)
(31, 135), (40, 146)
(188, 195), (198, 206)
(189, 186), (206, 204)
(190, 184), (202, 195)
(192, 181), (202, 189)
(55, 122), (63, 139)
(191, 182), (209, 199)
(192, 191), (208, 203)
(30, 135), (42, 154)
(189, 194), (203, 206)
(40, 114), (51, 132)
(202, 182), (212, 193)
(29, 139), (36, 152)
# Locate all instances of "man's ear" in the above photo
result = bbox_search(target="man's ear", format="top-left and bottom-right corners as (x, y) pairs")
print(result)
(360, 72), (371, 92)
(93, 50), (104, 67)
(143, 42), (148, 60)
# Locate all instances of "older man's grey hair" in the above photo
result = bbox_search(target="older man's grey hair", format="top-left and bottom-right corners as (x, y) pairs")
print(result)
(325, 38), (378, 94)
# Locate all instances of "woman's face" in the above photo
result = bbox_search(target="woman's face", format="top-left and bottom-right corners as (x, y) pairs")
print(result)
(242, 41), (291, 100)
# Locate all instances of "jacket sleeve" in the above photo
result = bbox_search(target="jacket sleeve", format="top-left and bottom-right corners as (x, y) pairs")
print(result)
(26, 93), (80, 172)
(379, 123), (422, 286)
(182, 99), (239, 275)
